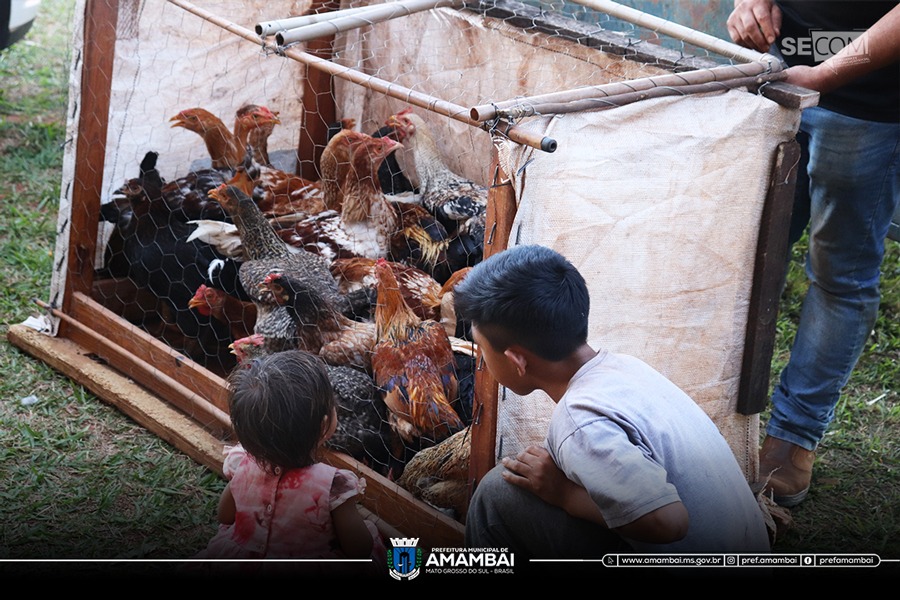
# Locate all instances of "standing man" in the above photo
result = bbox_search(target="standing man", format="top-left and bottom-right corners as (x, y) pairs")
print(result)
(727, 1), (899, 507)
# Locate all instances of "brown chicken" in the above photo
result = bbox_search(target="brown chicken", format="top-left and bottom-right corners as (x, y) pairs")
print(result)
(233, 117), (358, 219)
(270, 129), (403, 263)
(423, 265), (473, 339)
(322, 127), (452, 280)
(330, 256), (441, 322)
(319, 118), (358, 213)
(169, 106), (267, 172)
(188, 283), (256, 342)
(259, 270), (377, 372)
(229, 162), (326, 220)
(235, 104), (280, 167)
(396, 425), (471, 521)
(372, 257), (463, 448)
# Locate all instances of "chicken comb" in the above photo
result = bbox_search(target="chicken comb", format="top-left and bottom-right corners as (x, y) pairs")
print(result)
(262, 270), (284, 284)
(254, 105), (280, 122)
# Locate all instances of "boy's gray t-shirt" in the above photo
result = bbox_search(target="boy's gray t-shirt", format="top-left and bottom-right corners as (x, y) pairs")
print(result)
(546, 350), (770, 554)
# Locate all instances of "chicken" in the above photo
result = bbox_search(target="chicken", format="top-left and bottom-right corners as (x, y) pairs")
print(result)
(423, 265), (473, 340)
(170, 104), (306, 218)
(192, 128), (445, 280)
(396, 425), (471, 521)
(322, 362), (405, 478)
(320, 119), (359, 213)
(228, 332), (265, 364)
(169, 107), (244, 173)
(236, 103), (280, 167)
(449, 337), (476, 427)
(102, 152), (227, 248)
(129, 105), (281, 224)
(270, 129), (404, 263)
(259, 270), (377, 371)
(329, 127), (450, 279)
(388, 200), (453, 284)
(158, 168), (231, 222)
(188, 284), (256, 342)
(231, 158), (326, 220)
(371, 123), (418, 196)
(102, 151), (239, 374)
(169, 105), (280, 173)
(372, 257), (463, 448)
(330, 256), (442, 322)
(385, 109), (486, 272)
(323, 118), (417, 204)
(206, 183), (349, 354)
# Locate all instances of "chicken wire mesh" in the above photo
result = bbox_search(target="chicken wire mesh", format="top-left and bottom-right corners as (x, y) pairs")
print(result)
(50, 0), (794, 529)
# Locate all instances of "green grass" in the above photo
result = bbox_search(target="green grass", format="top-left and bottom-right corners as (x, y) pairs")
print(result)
(762, 238), (900, 560)
(0, 0), (224, 566)
(0, 0), (898, 579)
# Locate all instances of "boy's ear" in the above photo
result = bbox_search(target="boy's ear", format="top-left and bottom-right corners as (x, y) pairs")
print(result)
(503, 347), (528, 377)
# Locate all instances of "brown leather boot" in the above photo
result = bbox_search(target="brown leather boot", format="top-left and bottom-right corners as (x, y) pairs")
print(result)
(758, 436), (815, 508)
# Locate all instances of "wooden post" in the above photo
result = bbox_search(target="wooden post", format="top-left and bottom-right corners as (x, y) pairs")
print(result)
(737, 140), (802, 415)
(296, 0), (340, 180)
(468, 145), (518, 495)
(62, 0), (118, 322)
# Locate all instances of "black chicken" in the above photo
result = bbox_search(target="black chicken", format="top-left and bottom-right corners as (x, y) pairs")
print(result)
(100, 151), (241, 374)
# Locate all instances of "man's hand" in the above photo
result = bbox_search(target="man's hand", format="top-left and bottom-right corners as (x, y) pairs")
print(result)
(727, 0), (782, 52)
(501, 445), (570, 508)
(782, 64), (837, 93)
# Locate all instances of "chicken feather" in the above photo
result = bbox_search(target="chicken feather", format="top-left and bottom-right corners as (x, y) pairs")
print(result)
(372, 258), (462, 447)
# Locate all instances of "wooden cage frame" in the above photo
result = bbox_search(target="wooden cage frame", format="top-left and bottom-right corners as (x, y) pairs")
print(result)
(7, 0), (818, 550)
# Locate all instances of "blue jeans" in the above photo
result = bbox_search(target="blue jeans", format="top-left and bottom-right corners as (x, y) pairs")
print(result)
(767, 107), (900, 451)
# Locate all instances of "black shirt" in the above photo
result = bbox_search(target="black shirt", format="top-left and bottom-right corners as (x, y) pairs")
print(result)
(775, 0), (899, 122)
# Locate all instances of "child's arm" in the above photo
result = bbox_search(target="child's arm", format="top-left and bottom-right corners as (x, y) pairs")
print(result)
(502, 445), (689, 544)
(217, 482), (236, 525)
(331, 498), (375, 559)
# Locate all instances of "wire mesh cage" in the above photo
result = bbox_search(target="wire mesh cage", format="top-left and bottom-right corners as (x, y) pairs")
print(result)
(12, 0), (815, 548)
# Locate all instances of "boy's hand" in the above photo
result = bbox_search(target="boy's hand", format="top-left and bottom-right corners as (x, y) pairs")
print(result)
(501, 445), (569, 507)
(501, 445), (609, 527)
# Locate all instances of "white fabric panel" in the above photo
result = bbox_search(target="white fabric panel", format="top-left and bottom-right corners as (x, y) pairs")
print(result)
(334, 5), (671, 188)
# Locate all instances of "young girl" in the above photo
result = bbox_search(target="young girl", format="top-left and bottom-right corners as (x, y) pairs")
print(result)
(197, 350), (386, 571)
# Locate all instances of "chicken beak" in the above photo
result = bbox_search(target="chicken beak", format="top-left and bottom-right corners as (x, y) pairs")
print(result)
(376, 135), (402, 157)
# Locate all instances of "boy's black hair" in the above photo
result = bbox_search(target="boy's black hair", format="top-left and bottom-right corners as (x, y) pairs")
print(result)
(453, 244), (589, 361)
(227, 350), (336, 473)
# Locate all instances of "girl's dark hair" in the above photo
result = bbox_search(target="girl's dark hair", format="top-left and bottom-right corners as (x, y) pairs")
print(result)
(453, 244), (589, 361)
(227, 350), (336, 473)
